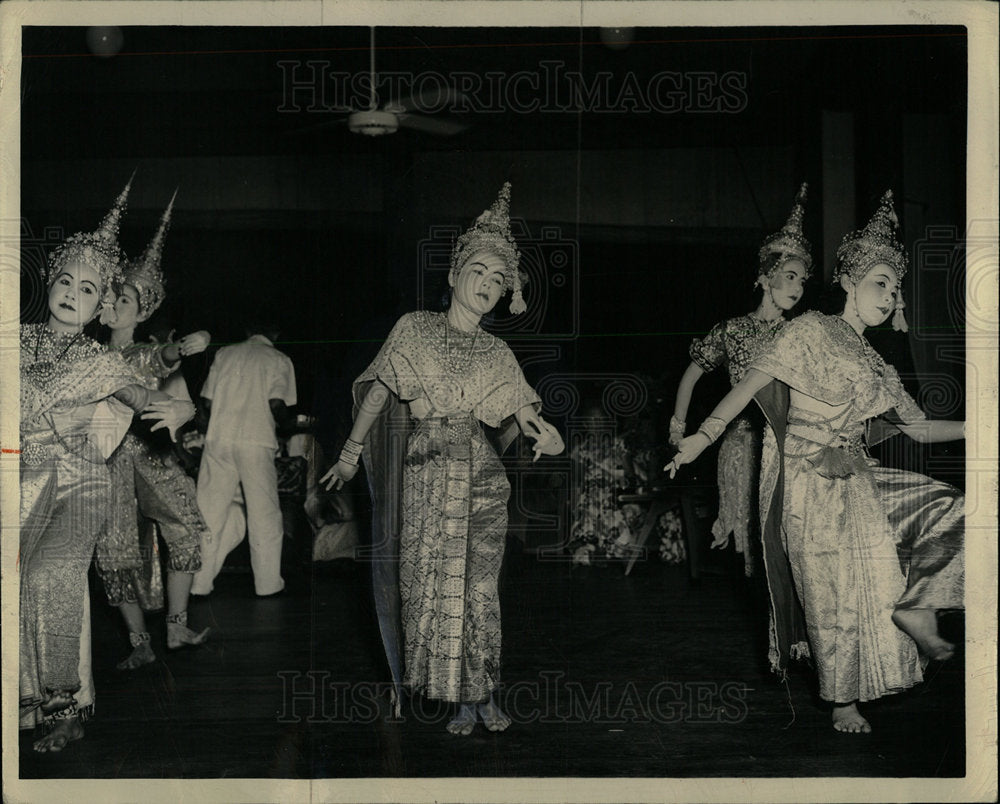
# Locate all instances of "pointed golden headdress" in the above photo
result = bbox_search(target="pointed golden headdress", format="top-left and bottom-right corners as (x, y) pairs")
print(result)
(123, 189), (176, 317)
(47, 173), (133, 302)
(836, 190), (910, 332)
(835, 189), (908, 283)
(758, 182), (813, 278)
(450, 182), (526, 314)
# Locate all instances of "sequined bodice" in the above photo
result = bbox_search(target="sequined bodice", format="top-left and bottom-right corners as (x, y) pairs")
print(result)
(690, 313), (788, 386)
(751, 312), (926, 430)
(20, 323), (142, 432)
(21, 324), (107, 426)
(356, 311), (540, 429)
(116, 341), (174, 390)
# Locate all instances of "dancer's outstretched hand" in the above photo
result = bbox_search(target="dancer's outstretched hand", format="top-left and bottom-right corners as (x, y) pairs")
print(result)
(710, 533), (731, 550)
(664, 432), (711, 479)
(321, 460), (358, 491)
(143, 398), (196, 441)
(524, 418), (565, 461)
(179, 330), (211, 356)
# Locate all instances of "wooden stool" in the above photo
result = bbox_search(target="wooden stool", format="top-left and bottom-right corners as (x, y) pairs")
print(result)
(617, 483), (714, 579)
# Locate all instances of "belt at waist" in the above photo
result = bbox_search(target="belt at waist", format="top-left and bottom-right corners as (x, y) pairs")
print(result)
(784, 420), (872, 478)
(21, 428), (90, 466)
(786, 421), (862, 450)
(414, 411), (476, 432)
(409, 413), (478, 463)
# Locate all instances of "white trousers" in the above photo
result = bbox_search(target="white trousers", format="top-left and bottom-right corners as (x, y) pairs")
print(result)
(192, 441), (284, 596)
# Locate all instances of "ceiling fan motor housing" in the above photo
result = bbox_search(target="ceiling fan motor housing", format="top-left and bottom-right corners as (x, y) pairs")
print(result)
(348, 110), (399, 136)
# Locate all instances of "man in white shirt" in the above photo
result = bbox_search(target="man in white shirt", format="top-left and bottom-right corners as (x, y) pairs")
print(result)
(191, 320), (296, 596)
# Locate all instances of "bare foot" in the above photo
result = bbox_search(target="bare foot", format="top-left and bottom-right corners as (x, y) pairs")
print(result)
(892, 608), (955, 661)
(477, 699), (512, 732)
(832, 703), (871, 734)
(167, 623), (210, 650)
(446, 704), (478, 736)
(33, 717), (84, 752)
(117, 641), (156, 671)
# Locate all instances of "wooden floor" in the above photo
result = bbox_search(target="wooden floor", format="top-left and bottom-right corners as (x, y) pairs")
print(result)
(18, 536), (965, 780)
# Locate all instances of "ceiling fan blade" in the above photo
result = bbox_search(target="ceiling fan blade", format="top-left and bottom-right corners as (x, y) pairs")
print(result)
(396, 113), (470, 137)
(388, 86), (469, 115)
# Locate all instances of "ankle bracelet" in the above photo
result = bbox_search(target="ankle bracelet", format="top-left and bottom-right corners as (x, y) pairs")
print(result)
(44, 702), (79, 723)
(128, 631), (151, 647)
(166, 611), (188, 626)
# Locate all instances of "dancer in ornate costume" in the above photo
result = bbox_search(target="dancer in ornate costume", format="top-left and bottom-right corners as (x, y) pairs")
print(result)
(668, 191), (964, 734)
(94, 191), (212, 670)
(322, 183), (564, 735)
(669, 184), (811, 576)
(19, 180), (182, 751)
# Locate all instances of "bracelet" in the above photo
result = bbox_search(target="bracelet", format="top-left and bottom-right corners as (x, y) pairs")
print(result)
(668, 415), (686, 435)
(696, 416), (726, 445)
(339, 438), (363, 466)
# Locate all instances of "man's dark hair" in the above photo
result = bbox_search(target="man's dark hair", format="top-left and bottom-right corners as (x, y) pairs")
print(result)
(244, 310), (281, 341)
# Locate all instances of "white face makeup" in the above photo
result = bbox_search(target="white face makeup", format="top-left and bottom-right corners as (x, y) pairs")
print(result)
(451, 250), (507, 316)
(765, 258), (807, 311)
(108, 284), (142, 331)
(47, 260), (103, 332)
(846, 263), (900, 328)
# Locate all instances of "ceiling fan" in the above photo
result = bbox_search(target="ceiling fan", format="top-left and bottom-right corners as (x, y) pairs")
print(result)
(303, 28), (470, 138)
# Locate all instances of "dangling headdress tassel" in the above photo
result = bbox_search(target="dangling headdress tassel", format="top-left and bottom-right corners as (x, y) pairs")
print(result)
(757, 182), (813, 281)
(892, 287), (909, 332)
(123, 188), (176, 318)
(450, 182), (526, 314)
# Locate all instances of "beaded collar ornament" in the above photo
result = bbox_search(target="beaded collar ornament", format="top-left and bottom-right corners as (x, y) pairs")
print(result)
(122, 189), (176, 319)
(450, 182), (527, 315)
(31, 326), (84, 367)
(835, 190), (908, 283)
(758, 182), (813, 279)
(835, 190), (910, 332)
(46, 174), (133, 309)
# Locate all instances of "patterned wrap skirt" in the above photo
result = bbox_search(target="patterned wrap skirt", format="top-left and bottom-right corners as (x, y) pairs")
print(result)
(20, 429), (109, 723)
(399, 414), (510, 703)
